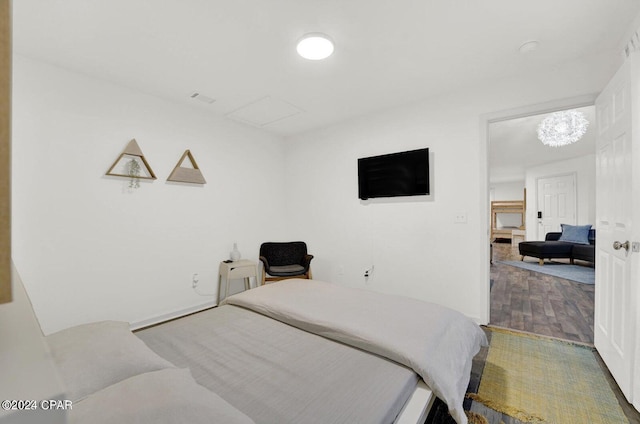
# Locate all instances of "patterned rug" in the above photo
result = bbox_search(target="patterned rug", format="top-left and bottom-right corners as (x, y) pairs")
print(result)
(426, 328), (629, 424)
(497, 260), (595, 285)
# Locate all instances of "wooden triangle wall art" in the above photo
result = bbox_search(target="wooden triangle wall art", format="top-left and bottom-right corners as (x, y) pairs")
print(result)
(167, 150), (206, 184)
(106, 139), (157, 180)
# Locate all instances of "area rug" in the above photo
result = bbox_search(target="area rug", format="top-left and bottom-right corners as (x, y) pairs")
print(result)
(497, 260), (595, 285)
(468, 328), (628, 424)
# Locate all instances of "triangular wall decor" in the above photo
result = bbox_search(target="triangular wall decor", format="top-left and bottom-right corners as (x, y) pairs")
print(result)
(106, 139), (157, 180)
(167, 150), (206, 184)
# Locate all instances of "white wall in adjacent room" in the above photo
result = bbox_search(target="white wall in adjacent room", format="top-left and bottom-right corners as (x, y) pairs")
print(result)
(12, 55), (288, 334)
(283, 54), (614, 323)
(490, 181), (525, 201)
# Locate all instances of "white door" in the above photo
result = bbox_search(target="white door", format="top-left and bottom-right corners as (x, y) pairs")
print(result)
(536, 174), (576, 239)
(594, 55), (636, 403)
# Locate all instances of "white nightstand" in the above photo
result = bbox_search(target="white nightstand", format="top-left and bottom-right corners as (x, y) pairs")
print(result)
(217, 259), (257, 304)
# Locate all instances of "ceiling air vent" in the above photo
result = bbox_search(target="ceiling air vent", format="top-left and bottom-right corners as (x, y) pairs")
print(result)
(189, 92), (216, 104)
(226, 96), (303, 127)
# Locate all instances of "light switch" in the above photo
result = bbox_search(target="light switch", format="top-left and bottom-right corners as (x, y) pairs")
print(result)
(454, 212), (467, 224)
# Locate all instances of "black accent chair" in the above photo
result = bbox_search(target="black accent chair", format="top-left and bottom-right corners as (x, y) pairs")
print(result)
(259, 241), (314, 285)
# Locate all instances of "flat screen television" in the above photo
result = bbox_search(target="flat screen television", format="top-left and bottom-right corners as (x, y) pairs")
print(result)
(358, 148), (429, 200)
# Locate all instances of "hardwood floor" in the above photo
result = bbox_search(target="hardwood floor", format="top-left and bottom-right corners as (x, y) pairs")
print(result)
(490, 240), (595, 344)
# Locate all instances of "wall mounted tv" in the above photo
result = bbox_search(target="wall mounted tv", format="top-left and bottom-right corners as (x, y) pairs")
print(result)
(358, 148), (429, 200)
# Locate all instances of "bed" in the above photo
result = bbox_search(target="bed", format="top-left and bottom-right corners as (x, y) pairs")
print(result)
(45, 279), (487, 424)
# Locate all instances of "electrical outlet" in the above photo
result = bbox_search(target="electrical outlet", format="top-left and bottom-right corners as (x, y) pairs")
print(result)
(192, 273), (199, 288)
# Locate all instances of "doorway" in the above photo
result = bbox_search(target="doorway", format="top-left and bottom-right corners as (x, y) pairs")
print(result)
(487, 104), (596, 343)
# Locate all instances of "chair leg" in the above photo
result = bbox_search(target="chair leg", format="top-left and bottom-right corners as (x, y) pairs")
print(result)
(539, 259), (544, 266)
(261, 268), (266, 285)
(307, 268), (312, 280)
(521, 255), (525, 261)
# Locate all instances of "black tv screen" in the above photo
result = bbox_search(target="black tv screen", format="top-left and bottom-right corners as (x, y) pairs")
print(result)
(358, 148), (429, 200)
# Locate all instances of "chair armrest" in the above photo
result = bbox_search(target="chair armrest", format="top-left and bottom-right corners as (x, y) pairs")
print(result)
(545, 232), (562, 241)
(259, 256), (270, 270)
(301, 254), (314, 269)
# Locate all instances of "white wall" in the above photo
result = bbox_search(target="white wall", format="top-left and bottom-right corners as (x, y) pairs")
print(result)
(12, 56), (288, 334)
(525, 154), (596, 241)
(12, 46), (620, 331)
(490, 181), (525, 202)
(284, 52), (617, 323)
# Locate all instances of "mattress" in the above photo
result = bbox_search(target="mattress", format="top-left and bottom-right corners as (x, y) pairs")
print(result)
(136, 305), (419, 424)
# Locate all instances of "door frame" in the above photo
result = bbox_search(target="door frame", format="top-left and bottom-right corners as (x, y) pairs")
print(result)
(478, 94), (596, 324)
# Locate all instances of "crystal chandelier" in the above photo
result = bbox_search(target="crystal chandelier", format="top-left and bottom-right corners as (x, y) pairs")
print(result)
(537, 110), (589, 147)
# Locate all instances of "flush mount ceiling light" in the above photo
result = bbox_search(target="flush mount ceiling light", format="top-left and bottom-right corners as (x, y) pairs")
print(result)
(537, 110), (589, 147)
(296, 33), (334, 60)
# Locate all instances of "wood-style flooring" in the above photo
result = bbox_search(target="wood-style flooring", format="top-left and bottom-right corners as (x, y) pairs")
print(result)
(490, 240), (595, 344)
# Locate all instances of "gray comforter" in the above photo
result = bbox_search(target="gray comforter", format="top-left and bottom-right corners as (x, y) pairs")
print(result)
(225, 279), (487, 424)
(137, 304), (418, 424)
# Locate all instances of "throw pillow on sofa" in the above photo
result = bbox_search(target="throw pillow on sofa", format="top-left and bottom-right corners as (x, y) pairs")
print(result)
(558, 224), (592, 245)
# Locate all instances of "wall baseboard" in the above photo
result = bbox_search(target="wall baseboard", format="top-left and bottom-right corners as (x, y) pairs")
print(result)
(129, 300), (218, 331)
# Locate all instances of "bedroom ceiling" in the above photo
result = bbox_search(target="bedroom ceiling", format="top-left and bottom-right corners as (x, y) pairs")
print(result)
(12, 0), (640, 137)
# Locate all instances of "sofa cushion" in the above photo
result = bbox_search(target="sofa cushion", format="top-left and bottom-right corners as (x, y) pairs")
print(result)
(558, 224), (592, 245)
(519, 241), (574, 258)
(572, 244), (595, 263)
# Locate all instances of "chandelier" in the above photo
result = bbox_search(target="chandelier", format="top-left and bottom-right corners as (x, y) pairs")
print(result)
(537, 110), (589, 147)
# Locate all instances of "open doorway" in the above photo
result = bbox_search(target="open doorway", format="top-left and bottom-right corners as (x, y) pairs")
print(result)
(488, 105), (596, 343)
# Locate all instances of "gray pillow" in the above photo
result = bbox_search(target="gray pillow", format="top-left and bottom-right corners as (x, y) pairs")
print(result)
(45, 321), (175, 401)
(70, 368), (255, 424)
